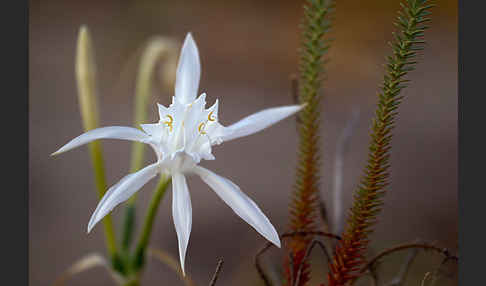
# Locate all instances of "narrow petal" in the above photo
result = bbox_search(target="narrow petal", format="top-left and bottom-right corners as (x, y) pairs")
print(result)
(193, 166), (280, 247)
(175, 33), (201, 105)
(206, 98), (219, 119)
(140, 123), (159, 136)
(87, 163), (160, 233)
(157, 103), (169, 120)
(52, 126), (150, 155)
(171, 173), (192, 276)
(221, 104), (304, 142)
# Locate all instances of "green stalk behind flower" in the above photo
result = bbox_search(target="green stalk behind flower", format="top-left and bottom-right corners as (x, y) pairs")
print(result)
(121, 37), (178, 252)
(133, 176), (172, 271)
(75, 25), (118, 260)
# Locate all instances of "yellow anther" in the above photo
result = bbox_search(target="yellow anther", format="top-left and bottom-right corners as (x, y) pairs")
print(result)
(208, 111), (216, 122)
(198, 122), (207, 134)
(164, 115), (174, 132)
(164, 115), (173, 124)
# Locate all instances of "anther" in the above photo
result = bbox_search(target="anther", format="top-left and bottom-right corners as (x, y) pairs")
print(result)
(208, 111), (216, 122)
(164, 115), (174, 132)
(198, 122), (207, 134)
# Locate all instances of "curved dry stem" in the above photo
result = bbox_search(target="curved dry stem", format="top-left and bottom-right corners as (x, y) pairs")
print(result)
(421, 272), (433, 286)
(288, 253), (295, 286)
(294, 239), (331, 286)
(255, 231), (341, 286)
(360, 242), (458, 274)
(255, 242), (274, 286)
(420, 256), (458, 286)
(53, 253), (124, 286)
(208, 258), (224, 286)
(148, 247), (195, 286)
(384, 247), (420, 286)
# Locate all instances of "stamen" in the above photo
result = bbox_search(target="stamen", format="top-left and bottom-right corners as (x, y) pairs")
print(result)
(198, 122), (207, 134)
(208, 111), (216, 122)
(164, 115), (174, 132)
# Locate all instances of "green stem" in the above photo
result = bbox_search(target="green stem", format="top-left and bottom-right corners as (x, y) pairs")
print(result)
(120, 57), (153, 251)
(120, 38), (178, 252)
(133, 176), (172, 270)
(88, 140), (118, 257)
(121, 204), (136, 251)
(120, 143), (145, 253)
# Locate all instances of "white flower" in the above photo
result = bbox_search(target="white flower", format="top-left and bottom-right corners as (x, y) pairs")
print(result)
(53, 33), (304, 274)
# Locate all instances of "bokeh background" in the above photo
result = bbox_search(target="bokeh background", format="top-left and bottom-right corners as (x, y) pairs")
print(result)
(29, 0), (457, 285)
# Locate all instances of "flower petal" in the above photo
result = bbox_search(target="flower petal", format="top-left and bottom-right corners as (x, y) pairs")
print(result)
(171, 173), (192, 276)
(52, 126), (150, 155)
(221, 104), (304, 142)
(87, 162), (160, 233)
(175, 33), (201, 105)
(194, 166), (280, 247)
(140, 123), (160, 136)
(157, 103), (169, 120)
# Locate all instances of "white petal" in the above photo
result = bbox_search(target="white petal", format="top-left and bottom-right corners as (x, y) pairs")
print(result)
(157, 103), (169, 120)
(206, 98), (219, 119)
(194, 166), (280, 247)
(184, 93), (207, 145)
(171, 173), (192, 276)
(52, 126), (150, 155)
(221, 105), (304, 142)
(87, 163), (160, 233)
(175, 33), (201, 105)
(140, 123), (159, 136)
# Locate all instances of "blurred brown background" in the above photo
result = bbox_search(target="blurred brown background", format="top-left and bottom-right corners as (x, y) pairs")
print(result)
(29, 0), (457, 285)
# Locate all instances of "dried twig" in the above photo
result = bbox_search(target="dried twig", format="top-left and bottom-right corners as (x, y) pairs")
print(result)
(148, 247), (195, 286)
(356, 259), (379, 286)
(255, 242), (275, 286)
(421, 256), (458, 286)
(52, 253), (124, 286)
(288, 253), (295, 285)
(369, 267), (379, 286)
(360, 242), (458, 274)
(209, 258), (224, 286)
(384, 247), (420, 286)
(294, 239), (331, 286)
(283, 231), (341, 241)
(255, 231), (341, 286)
(421, 272), (432, 286)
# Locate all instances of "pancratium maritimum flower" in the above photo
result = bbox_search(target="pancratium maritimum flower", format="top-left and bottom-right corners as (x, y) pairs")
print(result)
(53, 33), (304, 274)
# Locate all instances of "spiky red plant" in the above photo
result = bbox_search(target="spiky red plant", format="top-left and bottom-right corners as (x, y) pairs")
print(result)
(284, 1), (334, 285)
(327, 1), (433, 285)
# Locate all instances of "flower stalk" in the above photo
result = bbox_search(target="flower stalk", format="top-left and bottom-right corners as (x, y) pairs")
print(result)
(122, 37), (179, 253)
(133, 175), (172, 271)
(75, 25), (118, 259)
(129, 37), (179, 175)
